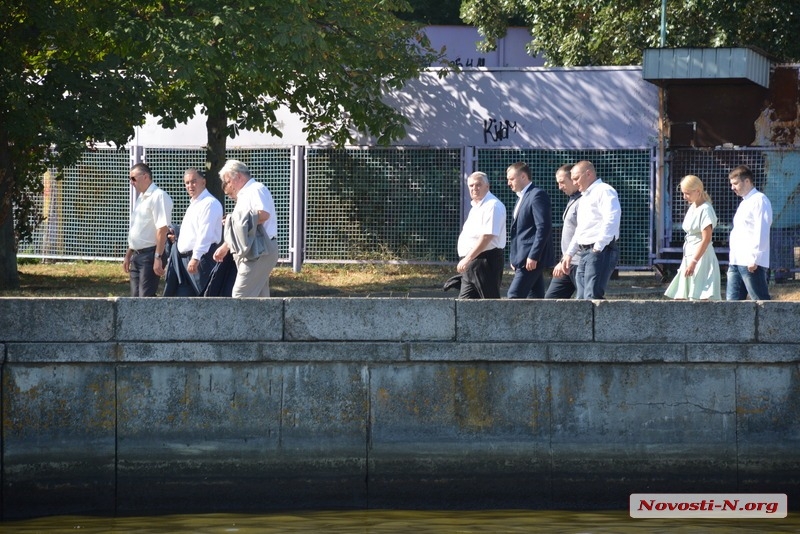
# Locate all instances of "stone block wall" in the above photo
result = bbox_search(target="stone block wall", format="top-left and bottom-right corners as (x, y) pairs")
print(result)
(1, 298), (798, 519)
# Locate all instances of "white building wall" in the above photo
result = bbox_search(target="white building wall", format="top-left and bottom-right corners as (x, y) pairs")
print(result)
(354, 67), (659, 149)
(422, 25), (545, 68)
(131, 27), (658, 150)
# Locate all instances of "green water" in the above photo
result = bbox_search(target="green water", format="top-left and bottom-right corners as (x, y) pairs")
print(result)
(0, 510), (797, 533)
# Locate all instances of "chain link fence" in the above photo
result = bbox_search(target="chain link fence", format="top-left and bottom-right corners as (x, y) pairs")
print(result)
(20, 149), (131, 260)
(304, 147), (463, 263)
(24, 145), (799, 274)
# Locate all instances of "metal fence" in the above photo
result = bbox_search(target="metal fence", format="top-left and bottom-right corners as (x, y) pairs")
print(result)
(476, 148), (653, 268)
(305, 147), (463, 262)
(24, 149), (131, 260)
(19, 145), (666, 271)
(664, 147), (800, 278)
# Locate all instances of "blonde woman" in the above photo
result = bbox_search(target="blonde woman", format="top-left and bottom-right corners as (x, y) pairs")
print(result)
(665, 175), (721, 300)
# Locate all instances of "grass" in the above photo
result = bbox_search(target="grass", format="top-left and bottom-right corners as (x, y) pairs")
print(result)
(2, 260), (799, 300)
(1, 261), (458, 298)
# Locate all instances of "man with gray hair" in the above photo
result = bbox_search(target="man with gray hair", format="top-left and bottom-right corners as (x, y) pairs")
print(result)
(212, 160), (279, 297)
(455, 171), (507, 298)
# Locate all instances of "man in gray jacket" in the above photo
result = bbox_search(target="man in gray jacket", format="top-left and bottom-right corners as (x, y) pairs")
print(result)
(213, 160), (279, 297)
(545, 164), (580, 298)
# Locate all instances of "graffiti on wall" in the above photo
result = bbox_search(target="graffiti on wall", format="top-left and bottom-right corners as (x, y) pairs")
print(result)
(452, 57), (486, 68)
(483, 118), (519, 144)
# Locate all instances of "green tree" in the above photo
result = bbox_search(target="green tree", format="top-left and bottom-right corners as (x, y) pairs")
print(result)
(0, 0), (149, 288)
(460, 0), (800, 66)
(129, 0), (446, 199)
(0, 0), (445, 289)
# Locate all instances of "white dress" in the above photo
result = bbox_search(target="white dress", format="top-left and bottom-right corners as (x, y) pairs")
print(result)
(664, 202), (721, 300)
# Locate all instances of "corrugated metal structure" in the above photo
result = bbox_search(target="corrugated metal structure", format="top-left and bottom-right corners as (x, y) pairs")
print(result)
(643, 47), (773, 88)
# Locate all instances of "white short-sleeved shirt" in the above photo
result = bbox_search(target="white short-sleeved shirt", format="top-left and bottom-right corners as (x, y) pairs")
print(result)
(128, 183), (172, 250)
(457, 191), (506, 257)
(235, 178), (277, 239)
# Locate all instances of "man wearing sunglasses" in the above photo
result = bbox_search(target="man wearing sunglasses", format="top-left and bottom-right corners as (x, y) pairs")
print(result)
(124, 163), (173, 296)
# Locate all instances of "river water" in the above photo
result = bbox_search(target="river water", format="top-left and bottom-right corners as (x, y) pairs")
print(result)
(0, 510), (797, 533)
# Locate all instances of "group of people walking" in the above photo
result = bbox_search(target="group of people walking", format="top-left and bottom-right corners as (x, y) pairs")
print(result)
(456, 160), (773, 301)
(123, 160), (278, 298)
(663, 164), (773, 301)
(456, 160), (621, 301)
(123, 157), (772, 301)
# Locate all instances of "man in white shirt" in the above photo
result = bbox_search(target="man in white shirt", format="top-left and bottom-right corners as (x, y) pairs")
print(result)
(456, 172), (506, 298)
(559, 160), (621, 299)
(727, 165), (772, 300)
(213, 160), (279, 297)
(124, 163), (173, 297)
(164, 168), (223, 296)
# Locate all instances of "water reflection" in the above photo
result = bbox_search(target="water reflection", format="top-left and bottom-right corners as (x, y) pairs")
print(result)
(1, 510), (797, 533)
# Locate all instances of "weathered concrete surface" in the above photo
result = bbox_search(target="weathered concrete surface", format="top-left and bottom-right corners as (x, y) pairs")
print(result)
(455, 299), (592, 342)
(1, 298), (798, 519)
(115, 298), (284, 342)
(2, 362), (116, 517)
(594, 300), (756, 343)
(0, 299), (116, 342)
(115, 362), (368, 513)
(284, 298), (455, 341)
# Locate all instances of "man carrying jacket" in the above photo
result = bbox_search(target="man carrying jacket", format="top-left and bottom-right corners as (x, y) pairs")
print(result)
(213, 160), (279, 297)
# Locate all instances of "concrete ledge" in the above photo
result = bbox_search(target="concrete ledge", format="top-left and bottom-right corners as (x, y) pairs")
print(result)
(409, 342), (548, 361)
(0, 298), (115, 342)
(550, 342), (685, 362)
(284, 298), (455, 341)
(6, 343), (118, 363)
(265, 341), (408, 362)
(594, 301), (756, 343)
(688, 343), (800, 362)
(456, 300), (592, 342)
(115, 298), (284, 342)
(757, 301), (800, 342)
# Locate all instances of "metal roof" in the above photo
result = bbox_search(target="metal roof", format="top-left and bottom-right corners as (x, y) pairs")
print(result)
(642, 47), (772, 88)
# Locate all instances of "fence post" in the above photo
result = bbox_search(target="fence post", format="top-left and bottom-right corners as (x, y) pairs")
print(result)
(290, 145), (306, 273)
(461, 146), (477, 225)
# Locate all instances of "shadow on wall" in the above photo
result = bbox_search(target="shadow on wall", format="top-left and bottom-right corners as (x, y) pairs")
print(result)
(348, 68), (659, 149)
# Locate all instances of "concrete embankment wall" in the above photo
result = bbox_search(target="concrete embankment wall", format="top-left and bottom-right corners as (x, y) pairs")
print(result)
(1, 298), (798, 519)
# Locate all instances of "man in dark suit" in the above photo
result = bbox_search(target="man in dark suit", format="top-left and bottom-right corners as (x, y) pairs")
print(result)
(506, 162), (554, 299)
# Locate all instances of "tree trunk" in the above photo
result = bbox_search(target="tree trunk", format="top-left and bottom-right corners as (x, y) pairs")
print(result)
(205, 106), (228, 204)
(0, 210), (20, 290)
(0, 131), (20, 289)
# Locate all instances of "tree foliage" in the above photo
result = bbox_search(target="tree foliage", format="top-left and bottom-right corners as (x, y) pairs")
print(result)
(460, 0), (800, 66)
(0, 0), (148, 287)
(0, 0), (445, 288)
(125, 0), (446, 197)
(400, 0), (466, 25)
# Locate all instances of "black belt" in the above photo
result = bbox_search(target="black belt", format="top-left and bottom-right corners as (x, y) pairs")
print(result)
(131, 246), (156, 255)
(578, 238), (617, 252)
(476, 247), (504, 259)
(179, 251), (192, 258)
